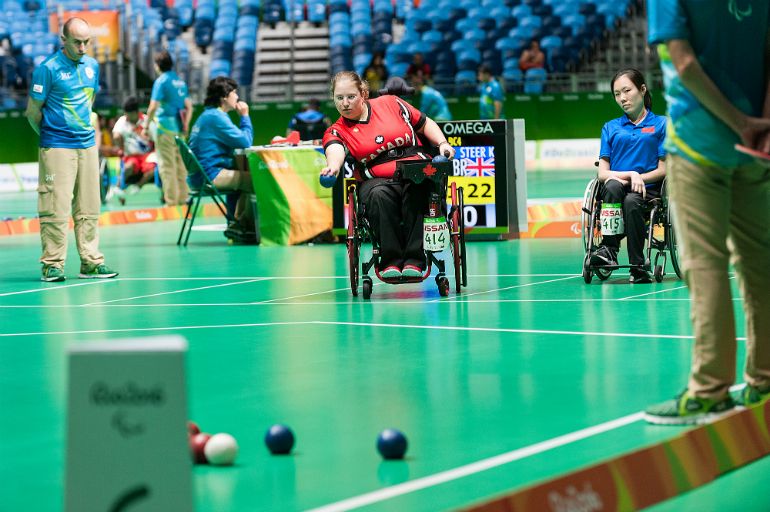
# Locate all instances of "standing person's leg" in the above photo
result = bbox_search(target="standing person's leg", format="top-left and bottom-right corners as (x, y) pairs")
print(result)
(401, 180), (431, 272)
(173, 143), (189, 204)
(730, 163), (770, 400)
(156, 132), (179, 205)
(72, 145), (106, 272)
(38, 148), (78, 280)
(359, 179), (404, 272)
(644, 155), (736, 425)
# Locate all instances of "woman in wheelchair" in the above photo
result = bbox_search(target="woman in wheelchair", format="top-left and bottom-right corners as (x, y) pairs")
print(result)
(320, 71), (456, 278)
(590, 68), (667, 284)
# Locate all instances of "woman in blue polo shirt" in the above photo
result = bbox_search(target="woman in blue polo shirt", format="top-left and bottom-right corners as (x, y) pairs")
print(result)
(590, 68), (667, 283)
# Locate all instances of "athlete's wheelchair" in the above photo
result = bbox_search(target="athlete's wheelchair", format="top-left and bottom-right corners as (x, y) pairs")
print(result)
(580, 177), (681, 283)
(345, 159), (468, 299)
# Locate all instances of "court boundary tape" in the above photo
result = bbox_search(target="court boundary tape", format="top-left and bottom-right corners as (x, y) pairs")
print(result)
(464, 400), (770, 512)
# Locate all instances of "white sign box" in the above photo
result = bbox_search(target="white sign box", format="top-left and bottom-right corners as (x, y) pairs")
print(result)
(65, 337), (192, 512)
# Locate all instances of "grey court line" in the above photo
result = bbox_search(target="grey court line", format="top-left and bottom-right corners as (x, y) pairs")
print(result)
(0, 279), (114, 297)
(253, 283), (383, 304)
(81, 278), (267, 306)
(307, 382), (749, 512)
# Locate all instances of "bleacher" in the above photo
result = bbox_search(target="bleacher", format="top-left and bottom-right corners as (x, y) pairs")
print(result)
(0, 0), (647, 110)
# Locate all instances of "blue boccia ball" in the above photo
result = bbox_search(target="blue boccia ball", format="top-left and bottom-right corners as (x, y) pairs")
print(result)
(265, 424), (295, 455)
(376, 428), (408, 460)
(432, 155), (449, 163)
(319, 173), (337, 188)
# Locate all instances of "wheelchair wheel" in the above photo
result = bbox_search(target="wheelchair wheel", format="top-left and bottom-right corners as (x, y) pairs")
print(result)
(582, 254), (593, 284)
(654, 264), (664, 283)
(596, 268), (611, 281)
(346, 184), (359, 296)
(581, 178), (601, 252)
(362, 276), (373, 300)
(450, 183), (466, 293)
(436, 275), (450, 297)
(662, 182), (682, 279)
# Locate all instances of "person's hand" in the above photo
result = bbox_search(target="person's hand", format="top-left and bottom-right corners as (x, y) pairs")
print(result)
(605, 174), (628, 187)
(438, 141), (455, 159)
(738, 115), (770, 151)
(629, 171), (646, 198)
(236, 101), (249, 116)
(320, 166), (339, 178)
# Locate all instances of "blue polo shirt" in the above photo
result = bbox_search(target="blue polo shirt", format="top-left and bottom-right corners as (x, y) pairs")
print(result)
(479, 79), (504, 119)
(419, 85), (452, 121)
(29, 49), (99, 149)
(188, 107), (253, 187)
(648, 0), (769, 167)
(150, 70), (189, 133)
(600, 111), (667, 188)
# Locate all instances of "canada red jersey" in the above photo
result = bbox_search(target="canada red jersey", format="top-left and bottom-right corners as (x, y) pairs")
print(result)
(322, 95), (429, 179)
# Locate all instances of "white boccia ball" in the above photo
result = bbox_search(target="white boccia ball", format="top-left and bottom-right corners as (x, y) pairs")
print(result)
(204, 433), (239, 466)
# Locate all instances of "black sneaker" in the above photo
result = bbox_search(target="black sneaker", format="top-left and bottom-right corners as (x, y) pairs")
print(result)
(589, 245), (618, 267)
(630, 268), (652, 284)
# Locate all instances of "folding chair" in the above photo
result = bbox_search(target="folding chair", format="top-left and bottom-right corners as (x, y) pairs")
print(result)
(174, 135), (232, 246)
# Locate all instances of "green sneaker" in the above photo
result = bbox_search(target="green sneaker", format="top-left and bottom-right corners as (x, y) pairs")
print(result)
(735, 385), (770, 407)
(644, 390), (735, 425)
(79, 263), (119, 279)
(41, 266), (65, 282)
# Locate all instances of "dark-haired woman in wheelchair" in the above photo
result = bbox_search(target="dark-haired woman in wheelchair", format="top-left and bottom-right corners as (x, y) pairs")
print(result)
(590, 68), (667, 284)
(320, 71), (455, 279)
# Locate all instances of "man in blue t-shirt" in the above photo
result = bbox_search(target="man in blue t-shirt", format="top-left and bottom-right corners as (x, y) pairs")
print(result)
(287, 98), (331, 141)
(477, 64), (504, 120)
(408, 70), (452, 122)
(143, 50), (193, 206)
(25, 17), (118, 282)
(644, 0), (770, 425)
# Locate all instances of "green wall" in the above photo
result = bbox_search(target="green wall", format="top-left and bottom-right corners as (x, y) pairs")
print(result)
(0, 91), (666, 164)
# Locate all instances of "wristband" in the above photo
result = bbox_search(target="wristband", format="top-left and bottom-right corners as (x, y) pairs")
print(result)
(438, 140), (449, 147)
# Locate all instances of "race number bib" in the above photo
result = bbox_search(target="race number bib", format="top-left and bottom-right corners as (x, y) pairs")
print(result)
(600, 203), (624, 236)
(424, 216), (449, 251)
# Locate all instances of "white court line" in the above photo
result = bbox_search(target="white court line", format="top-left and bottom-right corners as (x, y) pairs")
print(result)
(313, 320), (753, 342)
(0, 280), (114, 297)
(307, 412), (645, 512)
(254, 284), (375, 304)
(440, 275), (580, 301)
(618, 285), (689, 301)
(309, 382), (750, 512)
(115, 276), (347, 281)
(0, 320), (314, 337)
(81, 279), (266, 306)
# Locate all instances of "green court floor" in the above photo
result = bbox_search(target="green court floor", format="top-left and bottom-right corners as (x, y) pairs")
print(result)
(0, 219), (767, 512)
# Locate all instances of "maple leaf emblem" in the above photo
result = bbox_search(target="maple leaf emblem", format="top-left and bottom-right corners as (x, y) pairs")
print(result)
(423, 164), (437, 176)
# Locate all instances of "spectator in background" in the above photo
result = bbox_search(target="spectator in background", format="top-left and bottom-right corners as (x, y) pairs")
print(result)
(363, 52), (389, 96)
(189, 77), (256, 244)
(142, 50), (193, 206)
(406, 53), (431, 81)
(113, 96), (156, 192)
(519, 40), (545, 72)
(287, 98), (331, 141)
(408, 69), (452, 121)
(477, 64), (505, 120)
(25, 17), (118, 281)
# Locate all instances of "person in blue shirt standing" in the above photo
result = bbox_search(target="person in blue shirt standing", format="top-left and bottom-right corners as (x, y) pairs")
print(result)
(408, 69), (452, 122)
(477, 64), (504, 120)
(189, 76), (256, 243)
(287, 98), (330, 141)
(25, 17), (118, 282)
(644, 0), (770, 425)
(142, 50), (193, 206)
(589, 68), (667, 284)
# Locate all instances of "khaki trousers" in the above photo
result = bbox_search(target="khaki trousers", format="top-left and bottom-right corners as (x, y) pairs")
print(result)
(155, 131), (189, 206)
(38, 146), (104, 269)
(212, 169), (254, 230)
(668, 155), (770, 399)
